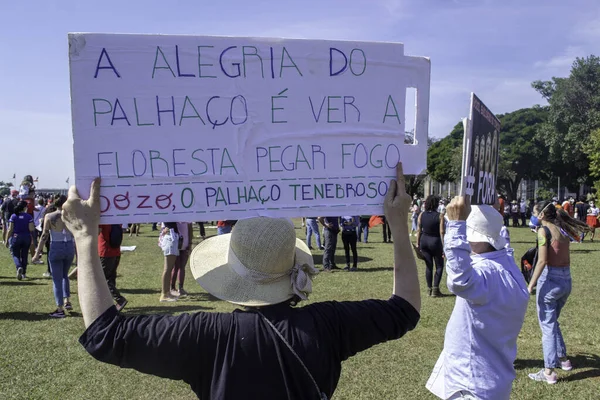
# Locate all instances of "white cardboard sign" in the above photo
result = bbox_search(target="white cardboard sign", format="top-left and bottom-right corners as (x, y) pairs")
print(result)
(68, 33), (430, 223)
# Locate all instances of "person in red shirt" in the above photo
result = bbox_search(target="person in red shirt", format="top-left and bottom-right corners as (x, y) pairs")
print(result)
(562, 197), (575, 218)
(497, 195), (505, 217)
(98, 225), (127, 311)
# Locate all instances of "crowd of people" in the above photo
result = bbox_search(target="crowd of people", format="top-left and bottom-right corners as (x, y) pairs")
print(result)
(1, 171), (595, 398)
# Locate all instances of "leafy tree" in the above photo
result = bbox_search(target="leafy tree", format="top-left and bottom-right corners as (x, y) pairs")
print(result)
(586, 128), (600, 191)
(532, 55), (600, 189)
(426, 107), (548, 200)
(496, 106), (549, 199)
(427, 121), (465, 183)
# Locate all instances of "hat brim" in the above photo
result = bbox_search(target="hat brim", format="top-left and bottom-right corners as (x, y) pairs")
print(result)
(190, 234), (314, 307)
(466, 226), (507, 251)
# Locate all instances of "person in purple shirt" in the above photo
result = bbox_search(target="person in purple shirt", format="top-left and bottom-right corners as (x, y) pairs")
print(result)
(5, 201), (35, 280)
(61, 164), (421, 400)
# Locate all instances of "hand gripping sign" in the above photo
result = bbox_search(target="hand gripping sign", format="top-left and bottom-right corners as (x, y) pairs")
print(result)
(68, 33), (431, 223)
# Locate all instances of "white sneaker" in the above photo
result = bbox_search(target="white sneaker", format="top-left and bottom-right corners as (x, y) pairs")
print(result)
(16, 268), (23, 280)
(42, 272), (51, 278)
(560, 359), (573, 371)
(528, 369), (558, 384)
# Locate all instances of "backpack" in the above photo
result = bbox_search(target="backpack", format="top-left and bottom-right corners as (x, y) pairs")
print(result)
(109, 224), (123, 248)
(520, 226), (550, 284)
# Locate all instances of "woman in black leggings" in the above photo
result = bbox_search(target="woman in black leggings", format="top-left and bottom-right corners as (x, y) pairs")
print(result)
(416, 195), (445, 297)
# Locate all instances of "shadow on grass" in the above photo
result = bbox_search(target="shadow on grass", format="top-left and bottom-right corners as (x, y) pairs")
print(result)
(311, 254), (374, 265)
(515, 353), (600, 382)
(0, 280), (46, 286)
(0, 311), (52, 321)
(121, 288), (161, 295)
(125, 304), (213, 314)
(570, 249), (600, 254)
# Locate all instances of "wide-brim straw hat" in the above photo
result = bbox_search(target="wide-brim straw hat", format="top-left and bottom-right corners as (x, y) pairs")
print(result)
(191, 217), (316, 307)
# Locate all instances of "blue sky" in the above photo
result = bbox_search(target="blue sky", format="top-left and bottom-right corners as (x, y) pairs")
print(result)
(1, 0), (598, 188)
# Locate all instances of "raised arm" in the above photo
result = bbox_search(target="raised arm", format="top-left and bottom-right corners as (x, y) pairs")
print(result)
(385, 163), (420, 313)
(33, 214), (51, 260)
(443, 196), (489, 304)
(61, 179), (114, 328)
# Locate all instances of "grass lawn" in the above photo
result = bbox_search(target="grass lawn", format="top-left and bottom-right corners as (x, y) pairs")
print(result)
(1, 221), (599, 399)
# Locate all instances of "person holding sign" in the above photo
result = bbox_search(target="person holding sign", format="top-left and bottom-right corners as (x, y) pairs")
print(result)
(426, 197), (528, 399)
(61, 164), (420, 400)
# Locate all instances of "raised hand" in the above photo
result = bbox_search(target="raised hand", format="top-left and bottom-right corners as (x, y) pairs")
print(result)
(384, 163), (412, 231)
(62, 178), (101, 239)
(445, 196), (472, 221)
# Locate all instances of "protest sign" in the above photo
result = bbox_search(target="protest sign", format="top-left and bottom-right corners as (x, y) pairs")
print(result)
(460, 94), (501, 205)
(68, 33), (430, 223)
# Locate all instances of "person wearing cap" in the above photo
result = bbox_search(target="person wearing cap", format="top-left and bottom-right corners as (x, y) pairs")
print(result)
(426, 196), (529, 400)
(60, 164), (421, 400)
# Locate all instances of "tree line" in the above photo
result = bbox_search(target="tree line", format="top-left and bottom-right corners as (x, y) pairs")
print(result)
(427, 55), (600, 200)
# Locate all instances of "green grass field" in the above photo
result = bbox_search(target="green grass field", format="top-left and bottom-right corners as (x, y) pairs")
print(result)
(1, 221), (599, 399)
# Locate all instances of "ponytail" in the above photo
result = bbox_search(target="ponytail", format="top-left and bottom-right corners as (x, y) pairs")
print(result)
(536, 201), (590, 238)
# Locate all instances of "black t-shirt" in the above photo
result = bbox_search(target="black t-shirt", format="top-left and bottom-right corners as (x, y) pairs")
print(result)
(575, 202), (589, 222)
(80, 296), (419, 399)
(420, 211), (441, 237)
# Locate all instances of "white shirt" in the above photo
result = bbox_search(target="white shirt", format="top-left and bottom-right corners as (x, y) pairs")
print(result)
(426, 222), (529, 400)
(519, 201), (526, 213)
(33, 205), (46, 231)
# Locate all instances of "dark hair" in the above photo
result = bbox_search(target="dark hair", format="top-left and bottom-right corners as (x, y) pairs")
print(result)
(45, 204), (58, 214)
(21, 175), (34, 186)
(14, 201), (28, 214)
(54, 195), (67, 209)
(535, 201), (590, 238)
(37, 198), (45, 206)
(424, 195), (440, 212)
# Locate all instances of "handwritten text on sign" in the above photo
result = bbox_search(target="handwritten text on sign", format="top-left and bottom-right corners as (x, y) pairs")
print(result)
(68, 34), (430, 223)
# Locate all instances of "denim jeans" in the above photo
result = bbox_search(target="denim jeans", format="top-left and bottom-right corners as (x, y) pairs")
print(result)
(322, 229), (338, 269)
(10, 233), (31, 275)
(536, 266), (571, 369)
(411, 215), (418, 232)
(358, 221), (369, 243)
(49, 241), (75, 306)
(305, 218), (321, 249)
(217, 225), (232, 235)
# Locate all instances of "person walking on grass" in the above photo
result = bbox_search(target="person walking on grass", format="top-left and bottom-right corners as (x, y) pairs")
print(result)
(60, 164), (420, 400)
(170, 222), (194, 297)
(426, 197), (529, 400)
(305, 217), (323, 250)
(318, 216), (340, 271)
(340, 216), (359, 271)
(33, 195), (75, 318)
(158, 222), (183, 302)
(358, 215), (370, 243)
(410, 201), (420, 236)
(416, 195), (445, 297)
(5, 200), (35, 280)
(98, 224), (128, 311)
(585, 201), (599, 242)
(527, 201), (590, 384)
